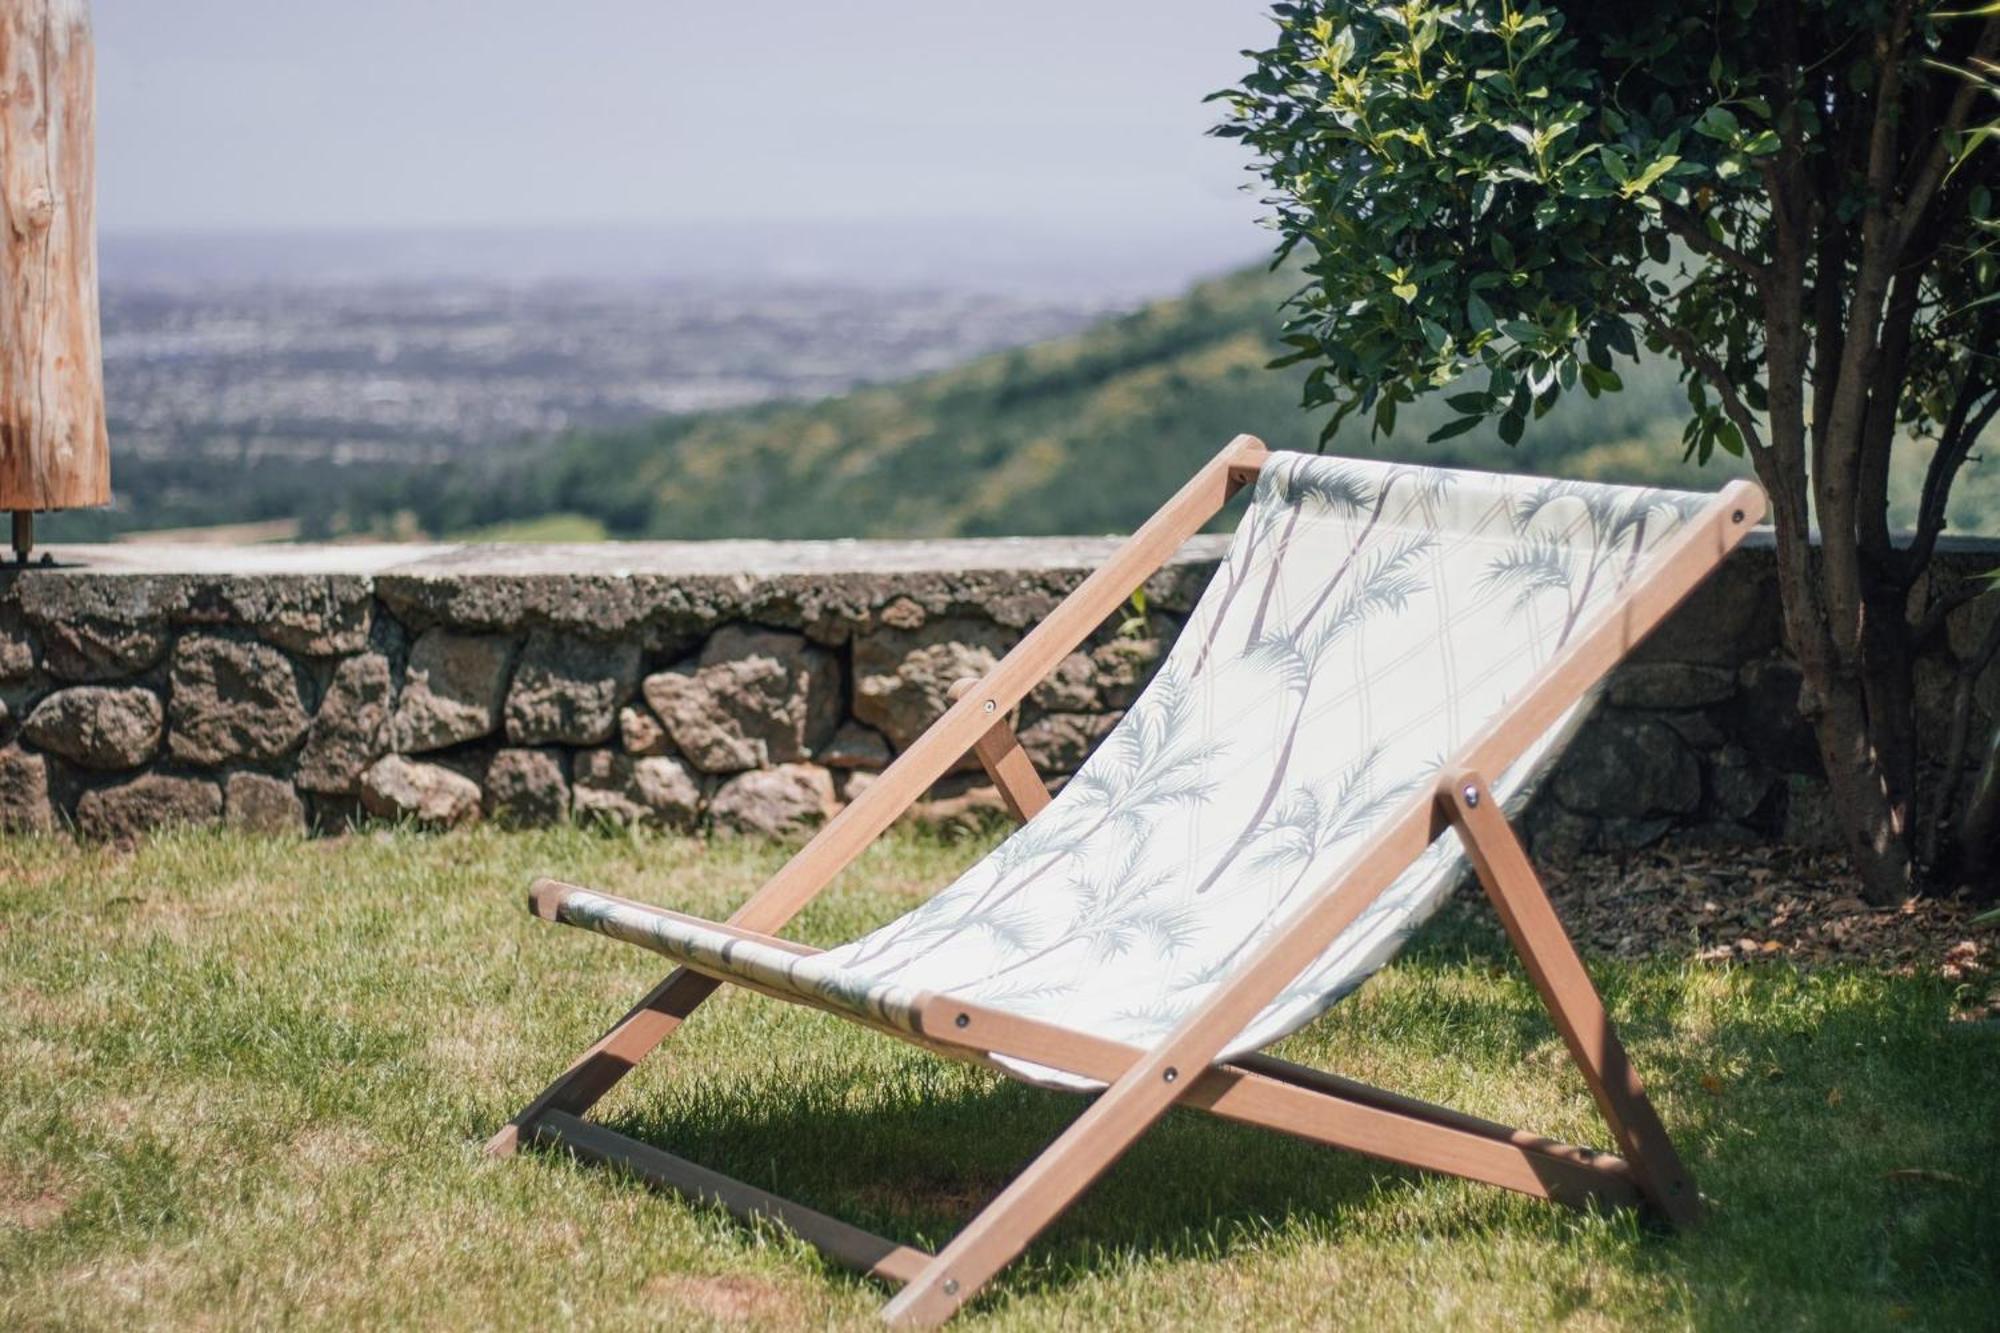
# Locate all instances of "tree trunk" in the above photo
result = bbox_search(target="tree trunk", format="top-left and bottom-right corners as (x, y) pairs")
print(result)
(0, 0), (107, 516)
(1761, 474), (1917, 904)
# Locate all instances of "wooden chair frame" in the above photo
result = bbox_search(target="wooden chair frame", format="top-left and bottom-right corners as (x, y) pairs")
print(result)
(491, 434), (1767, 1326)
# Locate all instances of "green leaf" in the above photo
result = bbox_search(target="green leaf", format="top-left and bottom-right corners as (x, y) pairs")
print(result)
(1445, 391), (1489, 414)
(1392, 281), (1419, 302)
(1428, 415), (1484, 442)
(1628, 154), (1681, 192)
(1694, 105), (1740, 140)
(1466, 292), (1496, 332)
(1497, 411), (1525, 446)
(1739, 129), (1780, 156)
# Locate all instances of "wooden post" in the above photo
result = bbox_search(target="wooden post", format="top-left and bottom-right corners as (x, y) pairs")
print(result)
(1, 0), (108, 559)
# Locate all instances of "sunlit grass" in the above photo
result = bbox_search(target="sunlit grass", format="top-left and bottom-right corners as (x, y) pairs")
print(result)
(448, 512), (612, 543)
(1, 825), (1993, 1330)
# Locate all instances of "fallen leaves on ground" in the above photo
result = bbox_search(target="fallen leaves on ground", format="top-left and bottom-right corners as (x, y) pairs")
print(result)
(1522, 844), (1997, 1018)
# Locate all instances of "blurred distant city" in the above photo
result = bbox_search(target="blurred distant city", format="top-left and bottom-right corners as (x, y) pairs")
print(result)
(61, 223), (1258, 543)
(103, 277), (1108, 467)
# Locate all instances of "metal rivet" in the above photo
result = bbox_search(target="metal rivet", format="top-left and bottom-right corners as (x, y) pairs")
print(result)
(943, 1278), (960, 1295)
(954, 1012), (970, 1029)
(1732, 509), (1745, 523)
(1462, 783), (1480, 808)
(1163, 1067), (1178, 1084)
(982, 699), (996, 713)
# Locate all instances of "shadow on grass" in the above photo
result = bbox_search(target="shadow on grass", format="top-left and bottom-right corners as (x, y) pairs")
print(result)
(550, 937), (2000, 1325)
(592, 1069), (1457, 1301)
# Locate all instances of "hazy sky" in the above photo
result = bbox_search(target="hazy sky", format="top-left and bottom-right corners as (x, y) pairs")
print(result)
(94, 2), (1273, 237)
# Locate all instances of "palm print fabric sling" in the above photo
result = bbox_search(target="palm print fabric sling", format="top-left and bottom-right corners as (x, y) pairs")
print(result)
(558, 453), (1711, 1088)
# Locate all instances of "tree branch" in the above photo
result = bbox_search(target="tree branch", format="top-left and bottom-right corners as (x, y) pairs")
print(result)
(1809, 2), (1916, 666)
(1904, 375), (2000, 589)
(1858, 248), (1933, 578)
(1635, 307), (1769, 456)
(1894, 17), (2000, 258)
(1659, 205), (1768, 285)
(1912, 575), (1991, 651)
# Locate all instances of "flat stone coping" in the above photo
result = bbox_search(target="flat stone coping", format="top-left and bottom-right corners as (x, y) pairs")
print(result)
(40, 535), (1239, 578)
(31, 528), (1999, 582)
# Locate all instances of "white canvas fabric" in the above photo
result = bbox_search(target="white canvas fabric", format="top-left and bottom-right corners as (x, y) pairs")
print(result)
(557, 452), (1714, 1089)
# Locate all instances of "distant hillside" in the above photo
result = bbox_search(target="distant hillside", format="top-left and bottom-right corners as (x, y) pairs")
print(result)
(387, 265), (1796, 542)
(76, 263), (1999, 545)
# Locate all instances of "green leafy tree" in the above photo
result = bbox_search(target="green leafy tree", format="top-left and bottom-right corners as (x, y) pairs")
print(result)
(1218, 0), (2000, 901)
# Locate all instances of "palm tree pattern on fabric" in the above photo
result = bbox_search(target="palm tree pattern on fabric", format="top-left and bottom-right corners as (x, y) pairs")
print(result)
(556, 454), (1710, 1089)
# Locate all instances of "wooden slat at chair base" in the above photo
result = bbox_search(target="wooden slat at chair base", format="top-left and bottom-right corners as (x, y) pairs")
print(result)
(531, 1111), (933, 1286)
(491, 434), (1763, 1325)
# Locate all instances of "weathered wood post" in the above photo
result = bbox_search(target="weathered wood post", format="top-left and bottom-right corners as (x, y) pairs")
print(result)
(1, 0), (107, 561)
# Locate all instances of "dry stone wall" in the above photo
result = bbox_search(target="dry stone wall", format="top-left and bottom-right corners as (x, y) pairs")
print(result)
(0, 536), (1993, 857)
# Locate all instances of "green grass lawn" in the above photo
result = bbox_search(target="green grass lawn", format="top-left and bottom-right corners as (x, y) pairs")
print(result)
(2, 825), (1994, 1330)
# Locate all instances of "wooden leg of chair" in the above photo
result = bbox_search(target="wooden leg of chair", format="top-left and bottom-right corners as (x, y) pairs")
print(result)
(1441, 770), (1702, 1228)
(485, 968), (719, 1156)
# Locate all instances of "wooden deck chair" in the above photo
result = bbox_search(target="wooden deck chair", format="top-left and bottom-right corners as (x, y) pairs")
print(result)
(491, 434), (1766, 1326)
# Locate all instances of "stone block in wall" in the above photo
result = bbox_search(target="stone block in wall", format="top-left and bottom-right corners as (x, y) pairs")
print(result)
(1729, 658), (1821, 775)
(76, 774), (222, 841)
(224, 772), (307, 835)
(617, 703), (671, 756)
(38, 616), (167, 682)
(504, 632), (641, 746)
(836, 768), (1008, 827)
(1018, 711), (1121, 775)
(1524, 799), (1596, 861)
(852, 616), (1014, 752)
(358, 754), (482, 828)
(877, 596), (926, 630)
(572, 750), (702, 829)
(391, 631), (514, 753)
(1658, 709), (1727, 751)
(167, 635), (312, 765)
(1028, 637), (1166, 714)
(1629, 553), (1780, 666)
(1090, 636), (1166, 710)
(0, 746), (52, 831)
(1552, 714), (1700, 818)
(1709, 745), (1776, 824)
(819, 721), (890, 770)
(710, 763), (836, 838)
(1606, 663), (1737, 710)
(1946, 591), (1998, 663)
(15, 573), (180, 682)
(22, 686), (162, 770)
(0, 629), (33, 682)
(297, 653), (393, 794)
(220, 576), (373, 656)
(640, 625), (839, 773)
(1030, 653), (1097, 713)
(485, 748), (570, 825)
